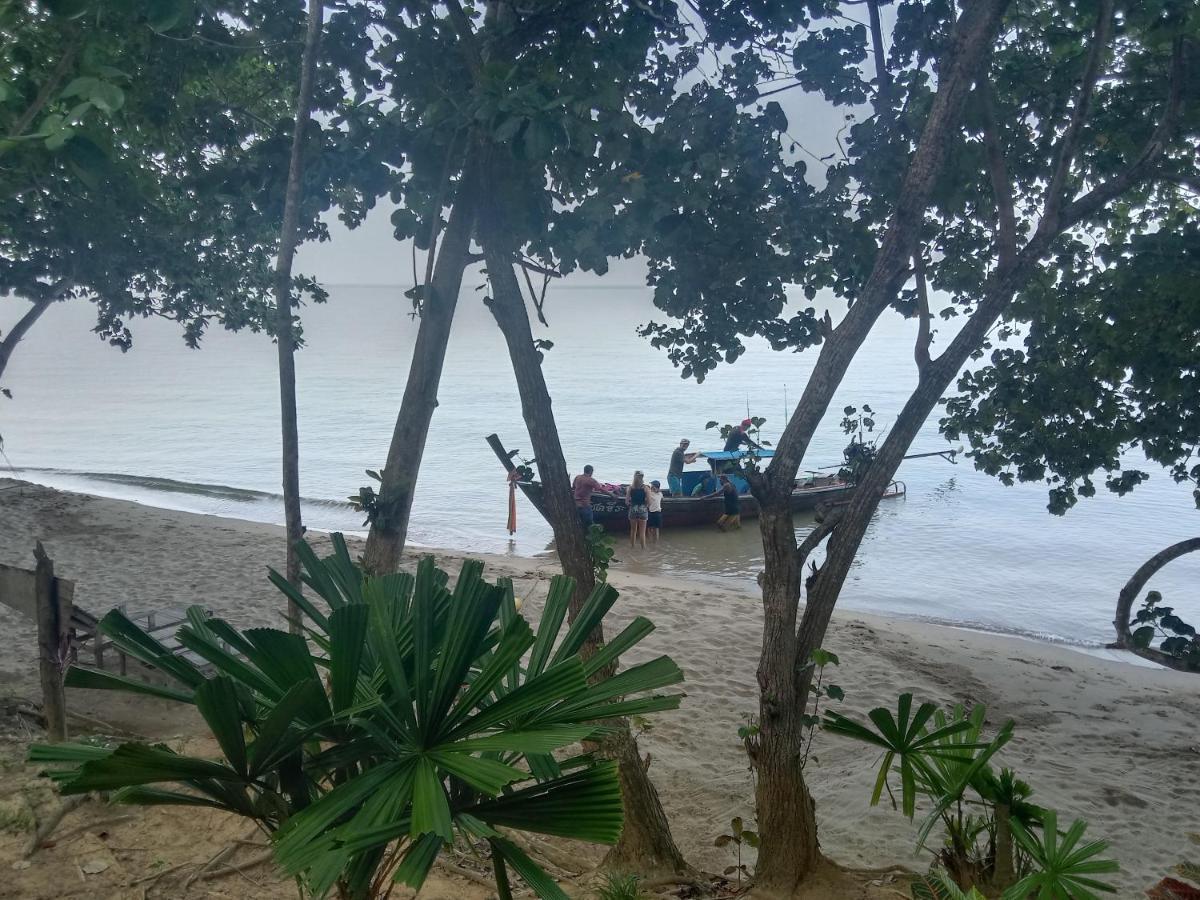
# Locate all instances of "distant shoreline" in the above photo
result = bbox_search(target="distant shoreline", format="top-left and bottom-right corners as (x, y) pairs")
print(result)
(0, 473), (1146, 656)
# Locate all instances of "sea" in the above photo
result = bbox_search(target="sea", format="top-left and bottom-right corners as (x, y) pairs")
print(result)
(2, 285), (1197, 650)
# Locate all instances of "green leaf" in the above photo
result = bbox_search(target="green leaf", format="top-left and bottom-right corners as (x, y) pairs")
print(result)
(491, 837), (569, 900)
(56, 743), (244, 794)
(194, 676), (248, 776)
(329, 604), (370, 712)
(393, 831), (444, 890)
(464, 762), (623, 844)
(63, 665), (194, 703)
(411, 757), (453, 840)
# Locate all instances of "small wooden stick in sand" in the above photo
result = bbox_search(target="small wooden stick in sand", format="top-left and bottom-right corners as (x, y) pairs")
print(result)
(24, 795), (89, 857)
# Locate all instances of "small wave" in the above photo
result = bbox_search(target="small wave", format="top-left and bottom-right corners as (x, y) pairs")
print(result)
(13, 467), (353, 510)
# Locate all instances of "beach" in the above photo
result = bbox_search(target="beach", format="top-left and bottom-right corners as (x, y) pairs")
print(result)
(1, 478), (1197, 896)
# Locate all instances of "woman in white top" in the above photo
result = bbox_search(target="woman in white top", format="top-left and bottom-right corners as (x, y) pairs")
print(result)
(646, 479), (664, 543)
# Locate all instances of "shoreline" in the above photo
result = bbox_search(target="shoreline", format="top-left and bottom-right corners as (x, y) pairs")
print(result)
(2, 478), (1199, 893)
(3, 473), (1128, 655)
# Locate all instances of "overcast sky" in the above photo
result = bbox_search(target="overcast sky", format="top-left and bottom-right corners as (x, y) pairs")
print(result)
(295, 39), (863, 289)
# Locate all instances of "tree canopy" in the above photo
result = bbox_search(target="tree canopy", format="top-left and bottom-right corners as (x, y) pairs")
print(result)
(0, 0), (388, 365)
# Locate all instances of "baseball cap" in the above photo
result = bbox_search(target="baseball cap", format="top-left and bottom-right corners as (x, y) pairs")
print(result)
(741, 418), (752, 427)
(650, 480), (661, 487)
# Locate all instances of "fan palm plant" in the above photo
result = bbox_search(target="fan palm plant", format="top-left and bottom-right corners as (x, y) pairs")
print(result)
(31, 536), (685, 899)
(824, 695), (1118, 898)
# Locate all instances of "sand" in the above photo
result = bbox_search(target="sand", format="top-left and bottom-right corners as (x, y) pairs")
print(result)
(1, 477), (1198, 897)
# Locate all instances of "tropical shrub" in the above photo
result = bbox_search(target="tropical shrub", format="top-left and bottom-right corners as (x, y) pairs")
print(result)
(594, 871), (647, 900)
(31, 536), (685, 899)
(714, 815), (759, 887)
(825, 694), (1119, 898)
(1129, 591), (1200, 671)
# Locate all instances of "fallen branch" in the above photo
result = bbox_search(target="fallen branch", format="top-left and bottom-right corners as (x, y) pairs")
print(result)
(130, 861), (190, 886)
(197, 849), (275, 882)
(439, 859), (496, 889)
(51, 813), (135, 845)
(185, 841), (239, 888)
(24, 795), (88, 857)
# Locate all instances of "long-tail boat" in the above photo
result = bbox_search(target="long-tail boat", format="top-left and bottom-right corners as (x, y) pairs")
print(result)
(486, 434), (905, 532)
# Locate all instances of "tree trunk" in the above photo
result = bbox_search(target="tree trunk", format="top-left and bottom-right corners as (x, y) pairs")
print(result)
(477, 188), (689, 876)
(1113, 537), (1200, 646)
(752, 508), (820, 893)
(362, 158), (479, 576)
(272, 0), (324, 631)
(33, 542), (69, 742)
(1111, 537), (1200, 671)
(750, 1), (1012, 888)
(0, 298), (53, 385)
(993, 802), (1015, 888)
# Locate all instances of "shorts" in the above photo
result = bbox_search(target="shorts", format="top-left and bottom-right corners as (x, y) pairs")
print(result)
(647, 511), (662, 529)
(577, 505), (594, 528)
(628, 504), (648, 521)
(668, 475), (683, 496)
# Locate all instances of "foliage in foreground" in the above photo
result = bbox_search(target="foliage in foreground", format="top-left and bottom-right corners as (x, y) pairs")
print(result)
(1129, 591), (1200, 670)
(31, 537), (684, 899)
(825, 694), (1119, 899)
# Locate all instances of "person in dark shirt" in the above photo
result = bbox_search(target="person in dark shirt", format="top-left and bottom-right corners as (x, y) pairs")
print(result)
(668, 438), (698, 496)
(715, 475), (741, 531)
(723, 418), (762, 453)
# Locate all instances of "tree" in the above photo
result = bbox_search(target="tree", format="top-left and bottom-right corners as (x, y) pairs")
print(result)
(273, 0), (325, 630)
(0, 0), (288, 390)
(631, 0), (1196, 890)
(0, 0), (386, 398)
(354, 0), (739, 874)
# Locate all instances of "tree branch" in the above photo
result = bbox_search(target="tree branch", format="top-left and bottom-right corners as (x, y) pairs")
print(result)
(423, 131), (465, 299)
(1057, 35), (1186, 231)
(443, 0), (483, 78)
(0, 298), (53, 379)
(1039, 0), (1114, 229)
(913, 252), (932, 371)
(519, 260), (549, 326)
(796, 506), (843, 568)
(979, 79), (1018, 269)
(6, 33), (81, 141)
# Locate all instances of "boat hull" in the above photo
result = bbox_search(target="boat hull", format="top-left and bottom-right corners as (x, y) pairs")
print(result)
(518, 480), (866, 532)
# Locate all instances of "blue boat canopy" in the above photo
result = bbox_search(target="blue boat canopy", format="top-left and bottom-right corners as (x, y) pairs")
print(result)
(701, 448), (775, 461)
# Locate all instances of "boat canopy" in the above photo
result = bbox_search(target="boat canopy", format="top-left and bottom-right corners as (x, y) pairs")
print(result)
(701, 448), (775, 461)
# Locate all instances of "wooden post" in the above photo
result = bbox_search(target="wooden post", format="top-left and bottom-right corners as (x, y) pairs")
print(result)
(33, 542), (69, 742)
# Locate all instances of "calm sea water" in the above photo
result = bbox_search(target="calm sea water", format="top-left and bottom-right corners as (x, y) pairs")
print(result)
(2, 286), (1197, 647)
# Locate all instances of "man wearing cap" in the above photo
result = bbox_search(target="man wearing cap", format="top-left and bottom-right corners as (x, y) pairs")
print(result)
(724, 418), (762, 454)
(668, 439), (698, 497)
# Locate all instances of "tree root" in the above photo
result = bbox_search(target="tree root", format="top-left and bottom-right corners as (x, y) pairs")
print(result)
(24, 795), (89, 857)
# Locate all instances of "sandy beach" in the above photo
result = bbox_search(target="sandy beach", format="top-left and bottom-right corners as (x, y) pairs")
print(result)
(1, 477), (1197, 897)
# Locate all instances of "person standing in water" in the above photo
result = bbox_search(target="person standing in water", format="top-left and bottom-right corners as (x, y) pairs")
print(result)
(668, 439), (698, 496)
(626, 470), (649, 549)
(572, 465), (610, 530)
(715, 475), (741, 531)
(646, 479), (664, 543)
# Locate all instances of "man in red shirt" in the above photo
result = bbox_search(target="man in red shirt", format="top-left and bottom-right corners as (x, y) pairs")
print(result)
(571, 465), (611, 529)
